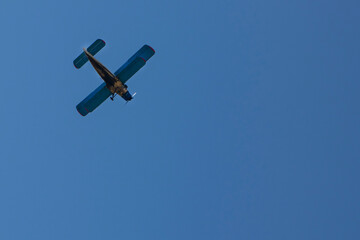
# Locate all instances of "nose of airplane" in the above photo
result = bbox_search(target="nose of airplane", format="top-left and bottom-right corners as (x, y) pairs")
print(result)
(121, 91), (133, 101)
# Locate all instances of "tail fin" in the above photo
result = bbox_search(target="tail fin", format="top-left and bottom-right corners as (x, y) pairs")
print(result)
(73, 39), (106, 69)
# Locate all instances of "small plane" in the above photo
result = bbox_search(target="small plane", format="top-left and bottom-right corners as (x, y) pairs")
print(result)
(73, 39), (155, 116)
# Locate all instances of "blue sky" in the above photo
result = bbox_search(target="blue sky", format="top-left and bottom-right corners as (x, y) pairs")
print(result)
(0, 0), (359, 239)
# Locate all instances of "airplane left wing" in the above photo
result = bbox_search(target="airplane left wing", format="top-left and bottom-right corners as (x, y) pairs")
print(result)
(76, 82), (111, 116)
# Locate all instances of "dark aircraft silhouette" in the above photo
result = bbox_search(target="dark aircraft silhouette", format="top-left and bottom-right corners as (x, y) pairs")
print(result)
(73, 39), (155, 116)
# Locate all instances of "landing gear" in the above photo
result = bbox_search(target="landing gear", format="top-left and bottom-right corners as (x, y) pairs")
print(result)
(110, 93), (117, 101)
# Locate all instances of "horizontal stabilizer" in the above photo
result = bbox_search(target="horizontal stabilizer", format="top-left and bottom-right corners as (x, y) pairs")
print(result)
(76, 82), (111, 116)
(114, 45), (155, 84)
(73, 39), (106, 69)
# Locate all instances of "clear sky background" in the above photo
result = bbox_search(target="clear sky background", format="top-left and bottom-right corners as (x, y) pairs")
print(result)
(0, 0), (359, 239)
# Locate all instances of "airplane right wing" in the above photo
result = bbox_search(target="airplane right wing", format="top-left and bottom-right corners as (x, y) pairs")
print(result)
(76, 82), (111, 116)
(114, 45), (155, 84)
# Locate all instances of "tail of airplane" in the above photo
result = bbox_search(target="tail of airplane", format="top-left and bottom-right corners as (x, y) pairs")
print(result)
(73, 39), (105, 69)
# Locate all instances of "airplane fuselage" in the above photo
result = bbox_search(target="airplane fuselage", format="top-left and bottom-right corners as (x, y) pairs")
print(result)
(83, 48), (132, 101)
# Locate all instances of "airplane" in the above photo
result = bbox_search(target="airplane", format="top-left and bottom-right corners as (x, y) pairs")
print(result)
(73, 39), (155, 116)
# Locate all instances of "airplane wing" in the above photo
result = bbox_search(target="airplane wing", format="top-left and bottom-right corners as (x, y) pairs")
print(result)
(73, 39), (106, 69)
(76, 82), (111, 116)
(114, 45), (155, 84)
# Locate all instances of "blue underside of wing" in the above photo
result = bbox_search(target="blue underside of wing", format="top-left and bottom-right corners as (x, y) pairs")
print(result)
(76, 82), (111, 116)
(114, 45), (155, 84)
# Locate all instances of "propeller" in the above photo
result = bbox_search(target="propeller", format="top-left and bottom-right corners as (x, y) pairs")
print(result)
(125, 92), (137, 105)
